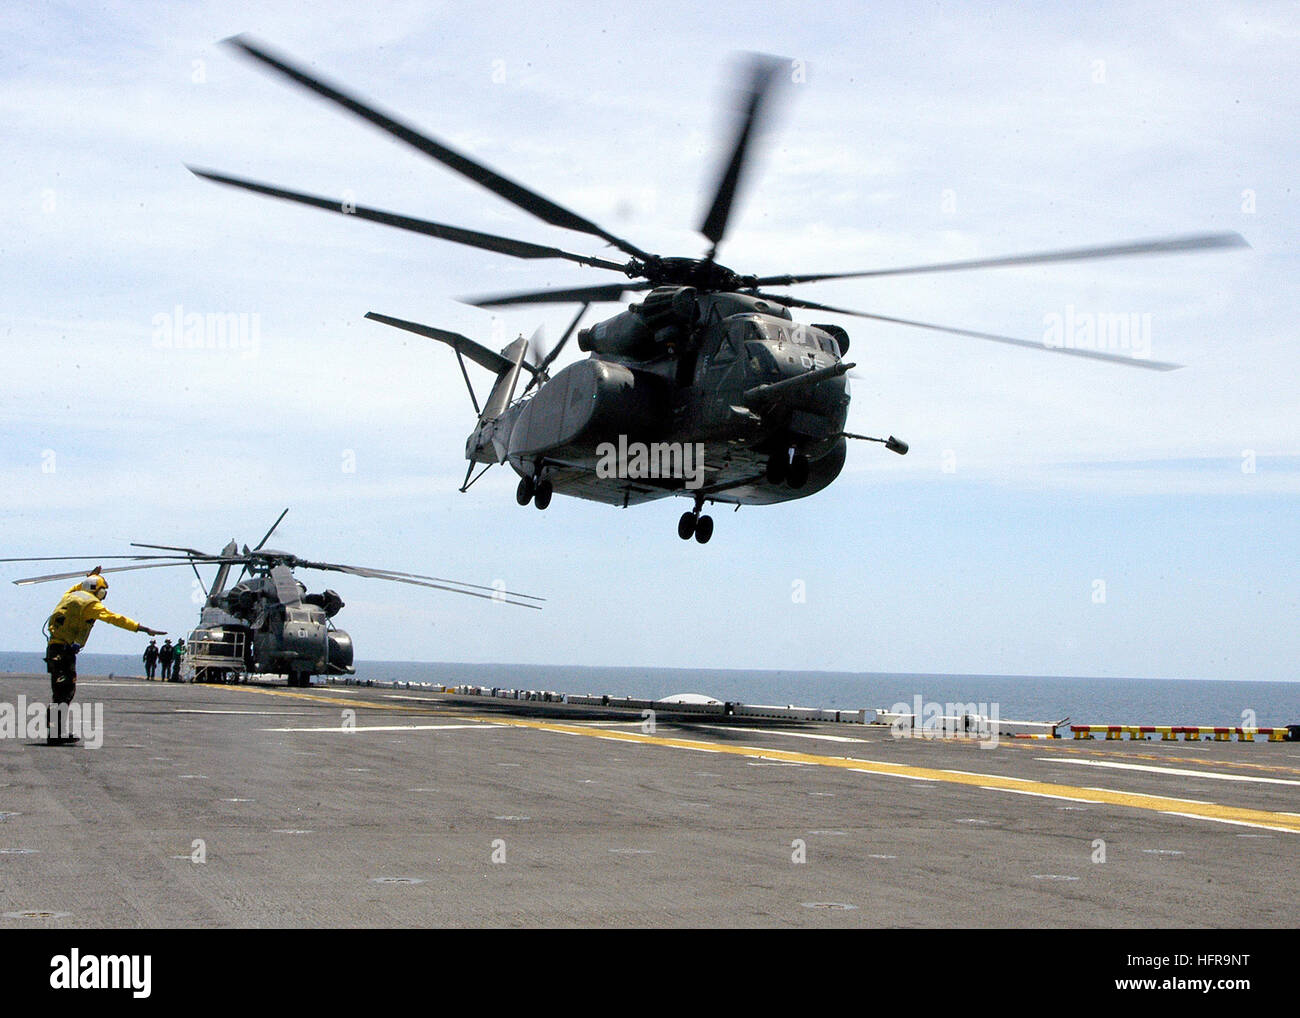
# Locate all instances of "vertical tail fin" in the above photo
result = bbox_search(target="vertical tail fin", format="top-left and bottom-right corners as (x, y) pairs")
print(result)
(480, 336), (529, 421)
(209, 539), (241, 596)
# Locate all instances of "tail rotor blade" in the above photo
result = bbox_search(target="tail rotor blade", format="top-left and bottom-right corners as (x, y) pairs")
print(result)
(520, 303), (590, 397)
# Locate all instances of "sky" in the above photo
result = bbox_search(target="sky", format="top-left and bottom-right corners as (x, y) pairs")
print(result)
(1, 0), (1296, 681)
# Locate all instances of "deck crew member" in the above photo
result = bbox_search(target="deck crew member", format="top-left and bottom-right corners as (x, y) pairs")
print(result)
(171, 637), (186, 681)
(158, 639), (174, 683)
(143, 639), (160, 680)
(44, 568), (165, 744)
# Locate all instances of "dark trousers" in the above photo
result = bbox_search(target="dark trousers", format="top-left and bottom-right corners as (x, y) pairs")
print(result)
(44, 642), (77, 740)
(145, 662), (156, 679)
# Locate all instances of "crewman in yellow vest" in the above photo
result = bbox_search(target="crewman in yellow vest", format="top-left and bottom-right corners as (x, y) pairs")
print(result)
(44, 568), (165, 744)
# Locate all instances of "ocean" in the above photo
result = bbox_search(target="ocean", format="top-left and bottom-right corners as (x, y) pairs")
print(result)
(1, 652), (1295, 727)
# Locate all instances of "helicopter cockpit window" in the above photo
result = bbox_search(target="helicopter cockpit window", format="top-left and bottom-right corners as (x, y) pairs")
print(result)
(772, 323), (812, 349)
(716, 318), (756, 364)
(745, 341), (779, 381)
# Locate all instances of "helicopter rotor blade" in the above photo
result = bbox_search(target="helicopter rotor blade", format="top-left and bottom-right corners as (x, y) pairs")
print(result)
(130, 542), (213, 557)
(223, 34), (654, 262)
(539, 303), (590, 375)
(253, 509), (290, 552)
(12, 559), (245, 586)
(364, 313), (539, 378)
(753, 232), (1249, 287)
(463, 281), (653, 309)
(300, 561), (545, 602)
(753, 292), (1184, 371)
(0, 553), (206, 563)
(235, 508), (291, 586)
(699, 53), (787, 257)
(187, 168), (629, 272)
(295, 561), (542, 609)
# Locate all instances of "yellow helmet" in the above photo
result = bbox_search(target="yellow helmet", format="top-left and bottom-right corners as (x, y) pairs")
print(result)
(80, 571), (108, 599)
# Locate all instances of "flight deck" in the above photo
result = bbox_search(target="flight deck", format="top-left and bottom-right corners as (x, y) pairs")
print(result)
(1, 672), (1296, 928)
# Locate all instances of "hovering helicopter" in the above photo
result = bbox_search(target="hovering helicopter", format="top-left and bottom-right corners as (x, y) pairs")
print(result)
(191, 36), (1247, 543)
(4, 509), (542, 687)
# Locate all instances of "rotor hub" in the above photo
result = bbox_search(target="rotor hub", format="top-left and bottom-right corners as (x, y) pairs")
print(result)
(632, 257), (757, 293)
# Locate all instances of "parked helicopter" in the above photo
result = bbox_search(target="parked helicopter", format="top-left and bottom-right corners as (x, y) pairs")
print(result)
(192, 36), (1247, 543)
(4, 510), (542, 687)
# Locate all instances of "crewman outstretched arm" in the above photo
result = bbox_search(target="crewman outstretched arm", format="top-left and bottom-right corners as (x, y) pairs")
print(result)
(82, 598), (165, 636)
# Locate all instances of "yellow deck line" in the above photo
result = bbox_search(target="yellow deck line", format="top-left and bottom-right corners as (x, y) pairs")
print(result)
(1014, 740), (1300, 776)
(221, 684), (1300, 834)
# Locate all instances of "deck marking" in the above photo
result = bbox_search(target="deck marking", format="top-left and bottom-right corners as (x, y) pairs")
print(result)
(178, 709), (312, 716)
(261, 723), (507, 734)
(1042, 757), (1300, 787)
(1160, 811), (1300, 833)
(981, 786), (1103, 804)
(222, 684), (1300, 834)
(689, 724), (872, 744)
(1019, 742), (1300, 776)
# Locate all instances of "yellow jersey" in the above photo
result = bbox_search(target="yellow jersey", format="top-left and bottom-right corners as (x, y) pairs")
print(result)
(47, 584), (141, 647)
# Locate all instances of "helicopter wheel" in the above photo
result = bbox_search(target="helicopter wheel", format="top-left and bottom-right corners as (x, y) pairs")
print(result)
(533, 478), (553, 510)
(694, 515), (714, 544)
(677, 511), (697, 540)
(516, 476), (535, 506)
(787, 454), (810, 489)
(765, 453), (788, 484)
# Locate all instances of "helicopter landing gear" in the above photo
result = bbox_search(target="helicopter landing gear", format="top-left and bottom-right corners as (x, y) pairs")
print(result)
(517, 471), (552, 509)
(678, 497), (714, 544)
(514, 475), (551, 509)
